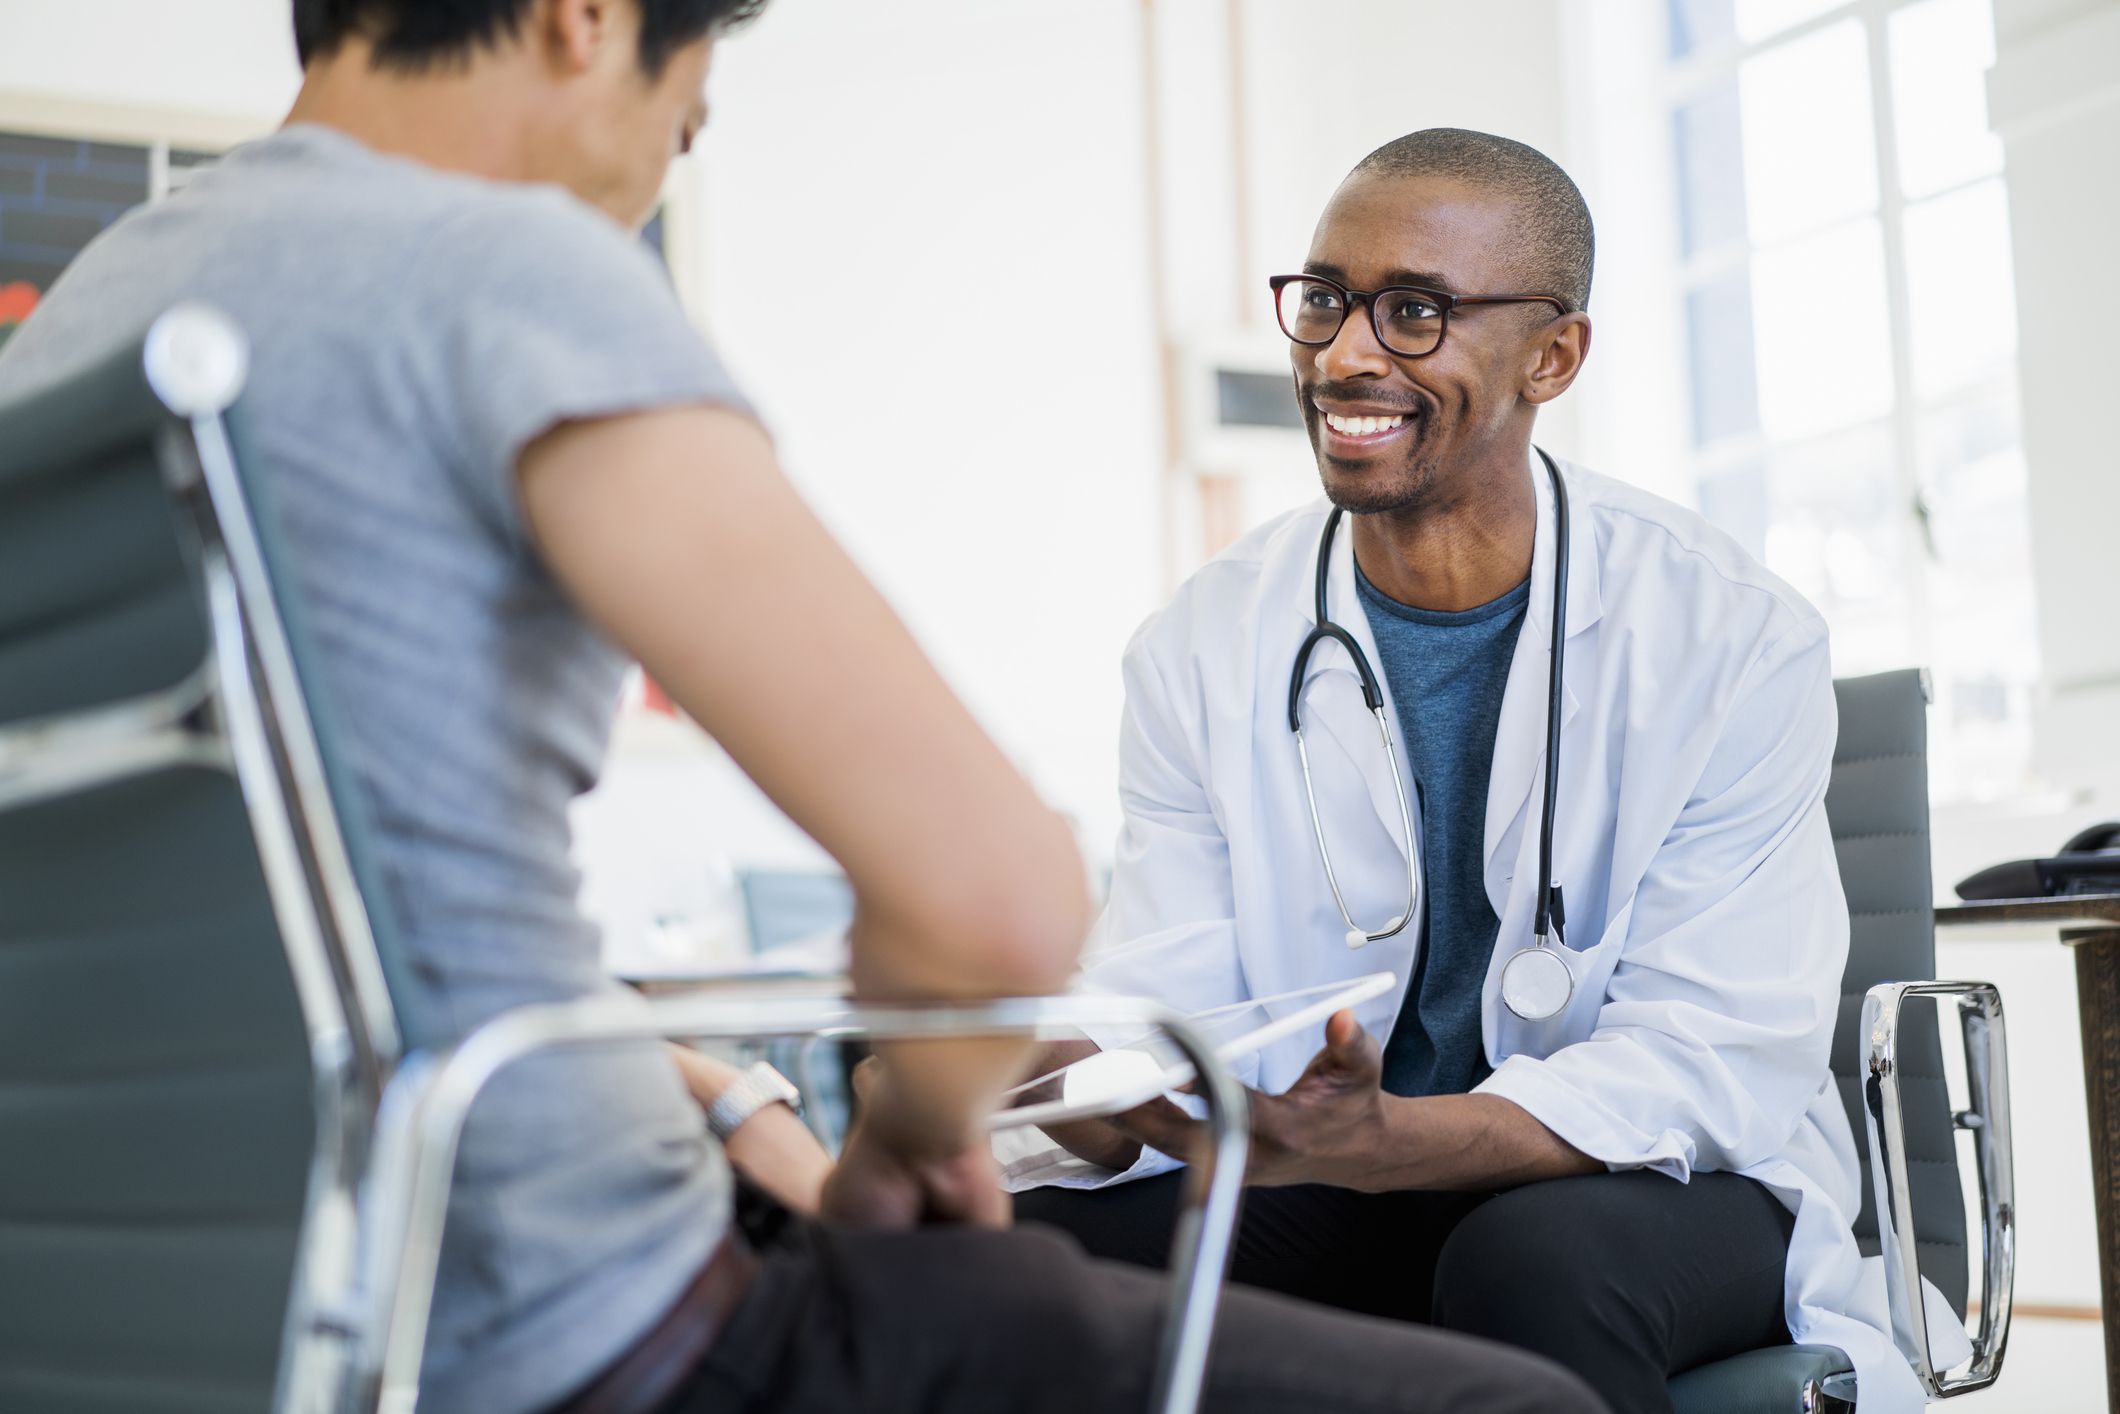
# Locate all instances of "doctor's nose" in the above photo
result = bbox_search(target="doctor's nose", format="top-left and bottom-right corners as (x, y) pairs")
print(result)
(1315, 299), (1396, 382)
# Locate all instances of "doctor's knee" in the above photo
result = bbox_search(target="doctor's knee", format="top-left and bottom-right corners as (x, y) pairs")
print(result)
(1430, 1184), (1613, 1340)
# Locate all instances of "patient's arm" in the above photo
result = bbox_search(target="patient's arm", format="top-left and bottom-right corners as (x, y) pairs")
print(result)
(668, 1045), (830, 1215)
(521, 407), (1092, 1215)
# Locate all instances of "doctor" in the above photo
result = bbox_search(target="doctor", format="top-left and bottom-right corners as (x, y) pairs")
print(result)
(1012, 130), (1925, 1414)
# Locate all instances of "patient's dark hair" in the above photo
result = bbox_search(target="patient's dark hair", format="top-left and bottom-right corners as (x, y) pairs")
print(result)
(293, 0), (768, 76)
(1350, 128), (1594, 315)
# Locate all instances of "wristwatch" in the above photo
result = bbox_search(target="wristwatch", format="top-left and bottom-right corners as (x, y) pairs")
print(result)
(703, 1061), (803, 1143)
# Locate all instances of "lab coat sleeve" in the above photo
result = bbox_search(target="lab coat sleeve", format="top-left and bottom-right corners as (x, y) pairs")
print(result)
(1478, 615), (1846, 1180)
(1005, 619), (1252, 1189)
(1000, 623), (1246, 1187)
(1077, 618), (1250, 1059)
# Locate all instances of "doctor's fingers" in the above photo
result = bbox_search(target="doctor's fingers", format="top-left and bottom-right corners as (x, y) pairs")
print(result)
(1108, 1096), (1205, 1162)
(1113, 1092), (1318, 1184)
(1295, 1009), (1382, 1087)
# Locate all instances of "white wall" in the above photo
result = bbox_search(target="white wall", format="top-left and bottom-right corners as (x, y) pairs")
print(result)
(1972, 0), (2120, 1328)
(683, 0), (1166, 861)
(1557, 0), (1696, 508)
(591, 0), (1594, 897)
(0, 0), (297, 126)
(1989, 0), (2120, 804)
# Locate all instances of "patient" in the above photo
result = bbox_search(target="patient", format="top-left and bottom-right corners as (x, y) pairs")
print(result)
(0, 3), (1606, 1411)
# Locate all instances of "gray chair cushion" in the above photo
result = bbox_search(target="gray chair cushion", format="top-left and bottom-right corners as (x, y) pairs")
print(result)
(1826, 670), (1966, 1314)
(0, 331), (314, 1413)
(1669, 1344), (1853, 1414)
(1668, 671), (1966, 1410)
(0, 769), (314, 1414)
(0, 331), (205, 726)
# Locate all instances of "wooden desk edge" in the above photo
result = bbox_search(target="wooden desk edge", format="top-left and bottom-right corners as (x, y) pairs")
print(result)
(1934, 894), (2120, 938)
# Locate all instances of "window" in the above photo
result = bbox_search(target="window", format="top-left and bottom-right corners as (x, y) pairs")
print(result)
(0, 133), (225, 352)
(0, 134), (145, 351)
(1666, 0), (2034, 801)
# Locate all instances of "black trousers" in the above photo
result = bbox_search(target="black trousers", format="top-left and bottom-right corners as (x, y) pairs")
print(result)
(659, 1194), (1609, 1414)
(1014, 1169), (1796, 1414)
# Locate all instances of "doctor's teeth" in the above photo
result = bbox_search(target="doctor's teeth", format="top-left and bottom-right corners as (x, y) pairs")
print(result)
(1324, 412), (1408, 436)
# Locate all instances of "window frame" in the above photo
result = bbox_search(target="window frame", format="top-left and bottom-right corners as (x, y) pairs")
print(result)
(1659, 0), (2033, 802)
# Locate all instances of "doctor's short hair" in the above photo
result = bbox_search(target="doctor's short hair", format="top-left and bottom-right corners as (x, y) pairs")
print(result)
(293, 0), (769, 75)
(1351, 129), (1595, 315)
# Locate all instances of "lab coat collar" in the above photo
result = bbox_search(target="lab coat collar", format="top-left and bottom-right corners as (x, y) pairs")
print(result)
(1483, 448), (1603, 881)
(1282, 446), (1601, 645)
(1289, 447), (1599, 869)
(1525, 447), (1602, 649)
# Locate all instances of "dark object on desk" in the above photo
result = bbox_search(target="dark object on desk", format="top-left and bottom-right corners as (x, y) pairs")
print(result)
(1955, 821), (2120, 900)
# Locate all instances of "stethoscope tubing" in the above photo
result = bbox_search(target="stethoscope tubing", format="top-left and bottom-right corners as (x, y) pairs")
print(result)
(1289, 448), (1572, 1007)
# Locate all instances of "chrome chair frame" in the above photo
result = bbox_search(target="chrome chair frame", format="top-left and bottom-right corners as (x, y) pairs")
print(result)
(1799, 670), (2016, 1413)
(344, 988), (1248, 1414)
(1861, 980), (2014, 1399)
(25, 305), (1249, 1414)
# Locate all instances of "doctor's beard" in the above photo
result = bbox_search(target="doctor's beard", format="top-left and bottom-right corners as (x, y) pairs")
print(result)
(1310, 414), (1451, 517)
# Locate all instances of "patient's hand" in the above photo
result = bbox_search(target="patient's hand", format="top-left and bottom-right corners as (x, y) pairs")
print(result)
(821, 1058), (1011, 1231)
(669, 1045), (832, 1215)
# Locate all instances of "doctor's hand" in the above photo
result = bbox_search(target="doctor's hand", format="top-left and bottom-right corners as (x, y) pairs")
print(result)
(1018, 1039), (1156, 1173)
(1111, 1009), (1390, 1189)
(821, 1057), (1012, 1232)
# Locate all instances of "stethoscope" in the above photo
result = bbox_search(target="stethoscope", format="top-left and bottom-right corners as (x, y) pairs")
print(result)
(1288, 448), (1574, 1022)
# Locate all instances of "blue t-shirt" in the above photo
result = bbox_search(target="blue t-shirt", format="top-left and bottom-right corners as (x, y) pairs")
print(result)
(1355, 564), (1529, 1098)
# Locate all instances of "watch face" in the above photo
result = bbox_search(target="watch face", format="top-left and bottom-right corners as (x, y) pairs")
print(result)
(755, 1064), (799, 1107)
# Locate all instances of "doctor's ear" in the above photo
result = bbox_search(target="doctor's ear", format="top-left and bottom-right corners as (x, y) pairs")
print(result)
(1520, 312), (1592, 407)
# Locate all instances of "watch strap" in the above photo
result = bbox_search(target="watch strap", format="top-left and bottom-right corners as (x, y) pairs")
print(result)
(703, 1061), (802, 1143)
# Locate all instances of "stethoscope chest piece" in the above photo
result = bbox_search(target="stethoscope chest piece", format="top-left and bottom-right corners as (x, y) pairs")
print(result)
(1499, 944), (1573, 1021)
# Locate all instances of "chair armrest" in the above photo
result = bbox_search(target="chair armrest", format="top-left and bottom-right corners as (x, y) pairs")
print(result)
(1860, 980), (2015, 1398)
(344, 986), (1248, 1414)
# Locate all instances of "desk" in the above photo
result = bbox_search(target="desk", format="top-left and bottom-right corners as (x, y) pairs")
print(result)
(1936, 894), (2120, 1409)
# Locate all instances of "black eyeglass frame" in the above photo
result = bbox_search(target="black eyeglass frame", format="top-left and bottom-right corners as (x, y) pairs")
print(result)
(1267, 273), (1570, 359)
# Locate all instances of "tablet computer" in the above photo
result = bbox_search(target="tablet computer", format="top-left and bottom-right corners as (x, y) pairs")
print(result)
(988, 971), (1396, 1132)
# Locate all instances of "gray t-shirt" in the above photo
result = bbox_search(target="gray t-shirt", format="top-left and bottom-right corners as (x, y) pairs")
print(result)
(0, 125), (743, 1414)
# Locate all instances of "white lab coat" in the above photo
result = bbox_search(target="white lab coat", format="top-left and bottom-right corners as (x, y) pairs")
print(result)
(1007, 452), (1958, 1411)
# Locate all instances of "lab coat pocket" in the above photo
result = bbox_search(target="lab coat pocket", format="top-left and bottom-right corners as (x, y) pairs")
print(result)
(1575, 891), (1633, 955)
(1553, 893), (1633, 1031)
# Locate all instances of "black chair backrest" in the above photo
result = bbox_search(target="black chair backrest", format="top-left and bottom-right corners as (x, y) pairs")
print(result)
(0, 309), (383, 1413)
(1827, 669), (1968, 1314)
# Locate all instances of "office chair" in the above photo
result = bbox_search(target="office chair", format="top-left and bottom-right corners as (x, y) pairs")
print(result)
(0, 304), (1249, 1414)
(1667, 669), (2014, 1412)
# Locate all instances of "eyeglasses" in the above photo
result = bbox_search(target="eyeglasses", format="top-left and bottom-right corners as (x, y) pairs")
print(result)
(1268, 274), (1568, 359)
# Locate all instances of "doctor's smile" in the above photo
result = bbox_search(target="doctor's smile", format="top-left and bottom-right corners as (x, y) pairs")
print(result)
(1309, 389), (1428, 458)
